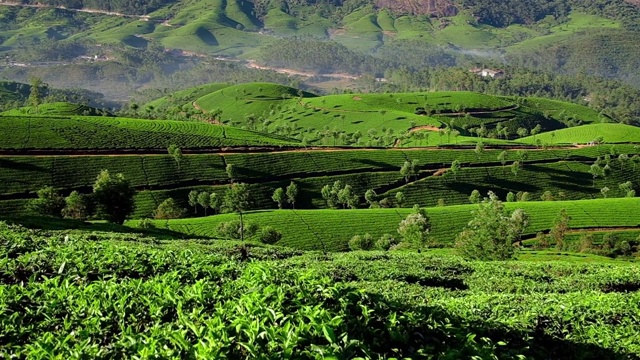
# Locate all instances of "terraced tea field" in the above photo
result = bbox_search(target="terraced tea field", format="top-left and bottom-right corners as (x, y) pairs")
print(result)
(131, 198), (640, 251)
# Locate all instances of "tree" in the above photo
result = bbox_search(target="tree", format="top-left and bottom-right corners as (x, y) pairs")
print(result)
(400, 160), (418, 183)
(497, 150), (508, 173)
(224, 183), (251, 241)
(395, 192), (405, 208)
(272, 188), (285, 209)
(321, 183), (340, 209)
(198, 191), (211, 215)
(506, 192), (516, 202)
(259, 226), (282, 244)
(455, 192), (528, 260)
(210, 192), (221, 214)
(511, 161), (521, 178)
(550, 209), (571, 250)
(167, 145), (183, 170)
(338, 184), (358, 209)
(619, 181), (636, 197)
(397, 205), (430, 248)
(188, 190), (199, 213)
(469, 189), (481, 204)
(516, 191), (530, 202)
(285, 182), (298, 209)
(28, 77), (43, 113)
(92, 170), (135, 224)
(450, 160), (461, 180)
(153, 198), (186, 219)
(375, 234), (398, 251)
(349, 233), (374, 251)
(62, 191), (89, 220)
(226, 163), (236, 182)
(589, 163), (604, 187)
(516, 127), (529, 138)
(540, 191), (555, 201)
(474, 141), (484, 159)
(364, 189), (378, 208)
(30, 186), (65, 217)
(600, 186), (610, 198)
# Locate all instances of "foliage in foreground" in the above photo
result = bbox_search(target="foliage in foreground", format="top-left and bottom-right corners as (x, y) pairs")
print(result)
(0, 223), (639, 359)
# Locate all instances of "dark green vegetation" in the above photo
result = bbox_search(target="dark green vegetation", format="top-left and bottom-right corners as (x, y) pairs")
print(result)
(1, 223), (640, 358)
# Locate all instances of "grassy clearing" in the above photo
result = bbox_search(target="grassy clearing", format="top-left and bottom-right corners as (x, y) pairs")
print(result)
(130, 198), (640, 251)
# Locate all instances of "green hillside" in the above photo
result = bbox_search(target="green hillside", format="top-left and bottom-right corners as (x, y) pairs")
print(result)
(519, 123), (640, 145)
(132, 198), (640, 251)
(180, 83), (609, 146)
(0, 115), (298, 150)
(1, 102), (103, 116)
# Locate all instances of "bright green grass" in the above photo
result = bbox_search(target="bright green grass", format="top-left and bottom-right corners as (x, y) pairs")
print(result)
(519, 123), (640, 144)
(0, 115), (298, 149)
(131, 198), (640, 251)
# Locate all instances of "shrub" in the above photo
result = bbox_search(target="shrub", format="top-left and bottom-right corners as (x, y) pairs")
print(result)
(375, 234), (398, 251)
(259, 226), (282, 244)
(349, 233), (374, 251)
(217, 220), (258, 240)
(138, 218), (155, 229)
(153, 198), (187, 219)
(30, 186), (65, 217)
(455, 192), (528, 260)
(62, 191), (90, 220)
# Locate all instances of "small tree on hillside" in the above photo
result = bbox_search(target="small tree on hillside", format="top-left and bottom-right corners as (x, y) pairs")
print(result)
(210, 192), (221, 214)
(365, 189), (378, 208)
(511, 161), (521, 178)
(498, 150), (508, 173)
(450, 160), (461, 180)
(619, 181), (635, 198)
(338, 184), (358, 209)
(469, 189), (481, 204)
(286, 182), (298, 209)
(30, 186), (65, 217)
(167, 144), (183, 170)
(549, 209), (571, 250)
(154, 198), (186, 219)
(474, 141), (484, 160)
(198, 191), (211, 215)
(601, 186), (610, 198)
(188, 190), (199, 213)
(272, 187), (285, 209)
(397, 205), (430, 248)
(226, 163), (236, 182)
(395, 192), (405, 208)
(62, 191), (89, 220)
(28, 77), (44, 114)
(455, 192), (528, 260)
(400, 160), (418, 183)
(92, 170), (135, 224)
(224, 183), (251, 241)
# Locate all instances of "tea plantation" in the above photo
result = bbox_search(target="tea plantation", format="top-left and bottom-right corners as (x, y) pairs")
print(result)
(0, 223), (639, 358)
(1, 83), (640, 358)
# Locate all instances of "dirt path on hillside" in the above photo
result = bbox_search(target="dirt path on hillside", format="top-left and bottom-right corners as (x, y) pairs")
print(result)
(246, 61), (358, 80)
(0, 143), (599, 157)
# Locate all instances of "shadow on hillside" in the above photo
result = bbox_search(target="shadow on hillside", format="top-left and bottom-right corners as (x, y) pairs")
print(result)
(2, 216), (199, 240)
(0, 159), (47, 173)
